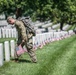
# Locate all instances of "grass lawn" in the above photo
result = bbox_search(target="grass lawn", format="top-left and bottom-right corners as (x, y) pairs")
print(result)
(0, 38), (16, 43)
(0, 35), (76, 75)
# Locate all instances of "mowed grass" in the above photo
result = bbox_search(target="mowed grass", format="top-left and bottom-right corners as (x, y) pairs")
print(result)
(0, 35), (76, 75)
(0, 38), (16, 43)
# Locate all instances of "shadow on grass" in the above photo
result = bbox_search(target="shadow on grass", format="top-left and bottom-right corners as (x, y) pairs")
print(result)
(11, 58), (31, 63)
(19, 59), (31, 63)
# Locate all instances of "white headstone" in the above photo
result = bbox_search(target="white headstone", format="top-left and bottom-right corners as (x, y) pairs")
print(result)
(10, 40), (15, 58)
(0, 29), (1, 38)
(13, 29), (17, 38)
(0, 43), (3, 66)
(11, 29), (14, 38)
(8, 29), (11, 38)
(5, 29), (9, 38)
(2, 29), (5, 38)
(4, 41), (10, 61)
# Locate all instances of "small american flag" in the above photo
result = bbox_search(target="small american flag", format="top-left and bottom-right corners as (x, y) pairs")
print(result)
(16, 45), (27, 56)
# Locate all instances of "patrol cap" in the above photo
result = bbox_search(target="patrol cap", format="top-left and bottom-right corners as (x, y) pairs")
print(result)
(7, 16), (13, 22)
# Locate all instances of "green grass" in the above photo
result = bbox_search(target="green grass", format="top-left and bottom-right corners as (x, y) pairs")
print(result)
(0, 35), (76, 75)
(0, 38), (16, 43)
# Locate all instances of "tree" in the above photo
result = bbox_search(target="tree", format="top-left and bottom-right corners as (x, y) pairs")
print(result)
(0, 0), (76, 28)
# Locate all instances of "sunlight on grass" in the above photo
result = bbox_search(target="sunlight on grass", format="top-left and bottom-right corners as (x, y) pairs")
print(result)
(0, 35), (76, 75)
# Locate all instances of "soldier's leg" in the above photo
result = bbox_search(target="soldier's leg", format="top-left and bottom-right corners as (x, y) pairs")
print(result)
(27, 48), (37, 63)
(26, 38), (37, 63)
(14, 39), (22, 62)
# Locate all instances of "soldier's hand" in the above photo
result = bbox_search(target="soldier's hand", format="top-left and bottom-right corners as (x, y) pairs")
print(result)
(22, 40), (25, 43)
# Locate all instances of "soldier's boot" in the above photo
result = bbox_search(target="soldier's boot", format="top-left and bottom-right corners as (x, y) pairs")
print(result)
(31, 55), (37, 63)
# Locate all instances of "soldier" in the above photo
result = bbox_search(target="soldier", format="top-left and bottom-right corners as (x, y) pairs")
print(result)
(7, 16), (37, 63)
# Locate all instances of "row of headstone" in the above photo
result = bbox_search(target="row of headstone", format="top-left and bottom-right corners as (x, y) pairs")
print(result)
(0, 28), (17, 38)
(34, 22), (44, 27)
(33, 30), (75, 49)
(0, 20), (8, 26)
(0, 30), (75, 66)
(0, 20), (71, 36)
(36, 28), (47, 34)
(34, 22), (55, 34)
(42, 23), (52, 28)
(0, 40), (15, 66)
(34, 21), (73, 34)
(33, 21), (53, 30)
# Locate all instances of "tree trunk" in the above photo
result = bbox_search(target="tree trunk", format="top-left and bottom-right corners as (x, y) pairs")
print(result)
(15, 8), (22, 19)
(60, 21), (64, 30)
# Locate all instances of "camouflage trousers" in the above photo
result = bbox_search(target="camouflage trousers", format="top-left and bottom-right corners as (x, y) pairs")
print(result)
(15, 36), (37, 63)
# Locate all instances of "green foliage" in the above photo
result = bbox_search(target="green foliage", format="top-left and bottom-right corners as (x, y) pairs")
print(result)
(0, 0), (76, 24)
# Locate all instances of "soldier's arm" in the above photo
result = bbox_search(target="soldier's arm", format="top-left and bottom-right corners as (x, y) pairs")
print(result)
(15, 20), (27, 42)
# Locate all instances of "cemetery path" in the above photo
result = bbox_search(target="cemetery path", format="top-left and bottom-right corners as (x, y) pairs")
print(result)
(0, 35), (76, 75)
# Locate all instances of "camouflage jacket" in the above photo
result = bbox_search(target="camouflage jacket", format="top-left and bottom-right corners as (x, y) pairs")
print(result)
(15, 20), (27, 42)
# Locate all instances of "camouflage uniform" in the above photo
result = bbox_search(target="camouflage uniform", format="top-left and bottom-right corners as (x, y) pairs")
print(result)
(14, 20), (37, 63)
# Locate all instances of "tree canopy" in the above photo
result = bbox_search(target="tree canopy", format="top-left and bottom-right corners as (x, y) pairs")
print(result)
(0, 0), (76, 29)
